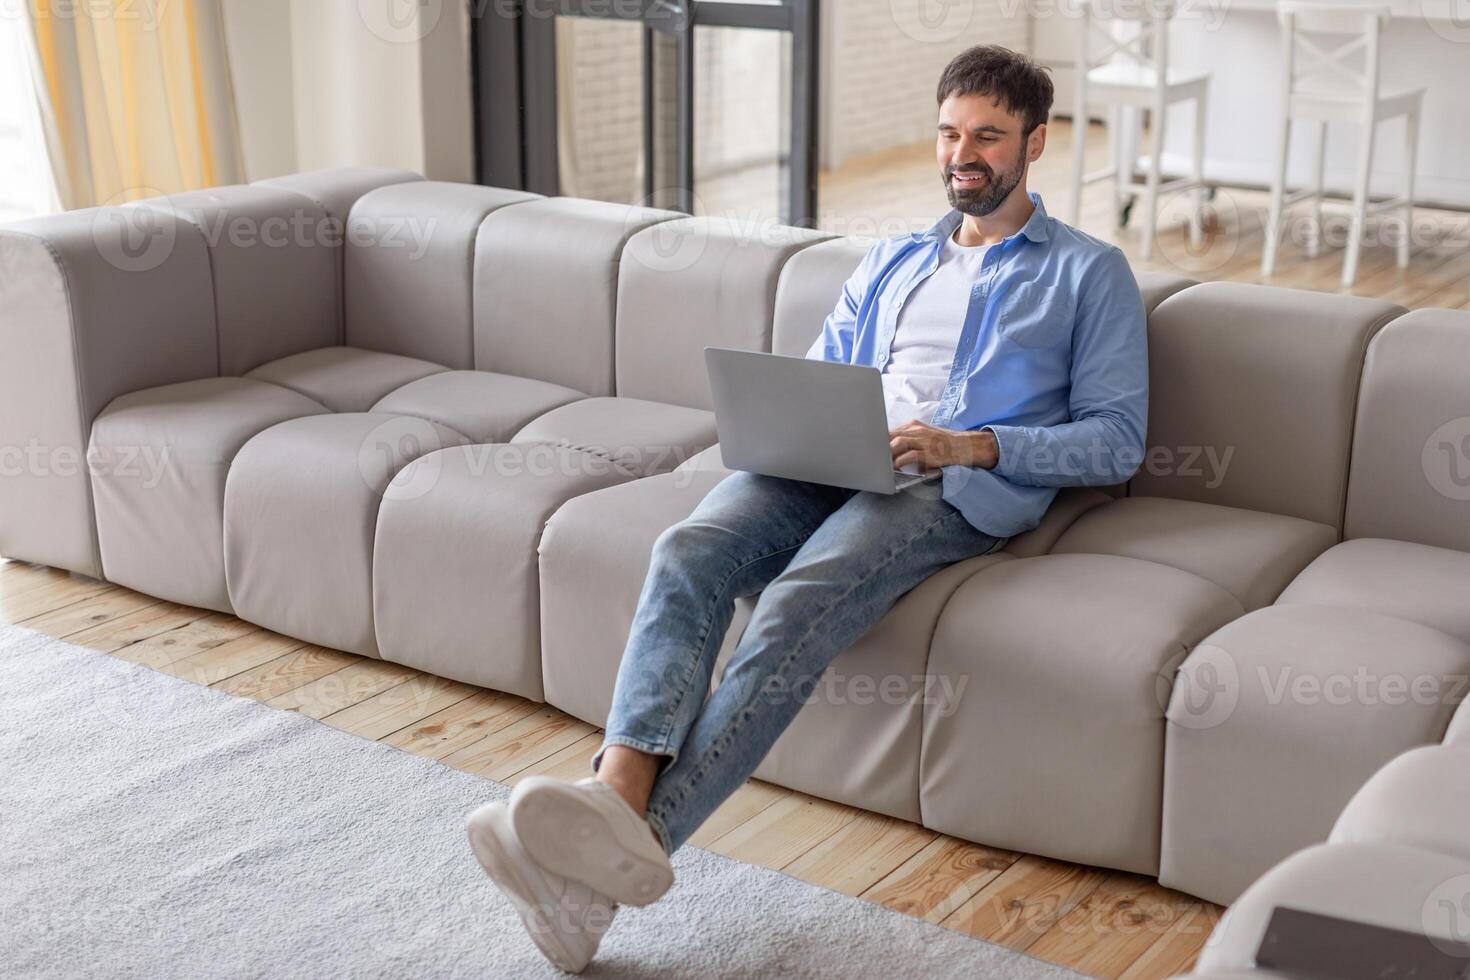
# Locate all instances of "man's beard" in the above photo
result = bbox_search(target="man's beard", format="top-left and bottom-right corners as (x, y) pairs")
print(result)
(943, 144), (1026, 217)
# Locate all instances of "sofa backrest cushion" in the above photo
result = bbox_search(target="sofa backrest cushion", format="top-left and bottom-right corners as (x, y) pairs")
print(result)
(135, 186), (338, 375)
(1345, 309), (1470, 551)
(344, 181), (540, 369)
(475, 198), (680, 396)
(771, 237), (871, 358)
(614, 217), (832, 410)
(1132, 281), (1403, 529)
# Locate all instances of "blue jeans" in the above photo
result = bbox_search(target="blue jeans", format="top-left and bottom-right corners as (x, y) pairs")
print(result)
(591, 470), (1003, 855)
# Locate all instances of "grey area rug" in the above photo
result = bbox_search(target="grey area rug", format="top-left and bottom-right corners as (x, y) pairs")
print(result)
(0, 625), (1082, 979)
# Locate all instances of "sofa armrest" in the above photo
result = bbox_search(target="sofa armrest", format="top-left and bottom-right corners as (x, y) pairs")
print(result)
(0, 206), (217, 576)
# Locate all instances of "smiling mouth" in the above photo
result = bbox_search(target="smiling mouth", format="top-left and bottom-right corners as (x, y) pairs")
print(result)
(950, 171), (988, 188)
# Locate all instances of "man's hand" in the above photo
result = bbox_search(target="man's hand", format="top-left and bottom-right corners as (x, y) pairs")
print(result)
(889, 420), (999, 473)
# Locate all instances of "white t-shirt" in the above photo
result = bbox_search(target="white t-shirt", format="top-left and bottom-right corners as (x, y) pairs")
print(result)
(881, 231), (993, 430)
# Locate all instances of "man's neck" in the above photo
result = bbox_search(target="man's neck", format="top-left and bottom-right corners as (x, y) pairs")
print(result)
(953, 187), (1034, 247)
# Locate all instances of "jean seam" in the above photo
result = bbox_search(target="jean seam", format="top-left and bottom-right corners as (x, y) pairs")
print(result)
(646, 537), (812, 753)
(667, 508), (976, 806)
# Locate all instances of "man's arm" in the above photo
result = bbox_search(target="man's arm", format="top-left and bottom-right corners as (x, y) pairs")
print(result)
(983, 247), (1149, 487)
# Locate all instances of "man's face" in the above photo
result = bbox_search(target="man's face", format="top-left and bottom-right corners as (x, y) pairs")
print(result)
(936, 93), (1042, 217)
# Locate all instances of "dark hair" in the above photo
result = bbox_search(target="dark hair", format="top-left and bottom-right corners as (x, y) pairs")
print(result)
(936, 45), (1054, 136)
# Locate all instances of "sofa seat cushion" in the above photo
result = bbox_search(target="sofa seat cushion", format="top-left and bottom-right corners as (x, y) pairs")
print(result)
(223, 413), (468, 656)
(922, 553), (1245, 876)
(511, 396), (717, 478)
(1160, 605), (1470, 906)
(369, 370), (586, 444)
(1195, 843), (1470, 973)
(1052, 496), (1337, 611)
(244, 346), (447, 413)
(89, 377), (329, 612)
(373, 442), (635, 701)
(1332, 744), (1470, 862)
(1278, 538), (1470, 644)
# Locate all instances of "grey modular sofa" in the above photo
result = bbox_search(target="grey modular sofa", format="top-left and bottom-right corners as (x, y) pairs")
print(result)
(2, 167), (1467, 910)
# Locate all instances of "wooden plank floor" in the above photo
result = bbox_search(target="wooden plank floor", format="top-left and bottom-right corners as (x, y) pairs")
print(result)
(4, 557), (1221, 978)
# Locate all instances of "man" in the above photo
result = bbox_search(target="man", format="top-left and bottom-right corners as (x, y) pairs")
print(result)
(466, 44), (1148, 972)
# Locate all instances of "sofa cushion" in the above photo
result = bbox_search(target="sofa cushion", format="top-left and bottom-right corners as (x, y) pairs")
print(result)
(90, 377), (329, 612)
(1053, 496), (1337, 611)
(1132, 281), (1403, 528)
(344, 181), (540, 368)
(540, 469), (740, 726)
(511, 396), (717, 478)
(474, 197), (679, 396)
(252, 165), (423, 230)
(1194, 843), (1470, 973)
(369, 370), (585, 444)
(1277, 538), (1470, 644)
(0, 207), (216, 579)
(1332, 744), (1470, 862)
(224, 413), (469, 656)
(245, 346), (447, 413)
(373, 442), (635, 701)
(1344, 308), (1470, 552)
(770, 237), (870, 358)
(922, 553), (1245, 875)
(134, 186), (339, 375)
(1161, 605), (1470, 906)
(614, 217), (831, 409)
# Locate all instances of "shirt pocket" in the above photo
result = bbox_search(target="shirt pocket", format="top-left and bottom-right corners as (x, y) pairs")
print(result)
(996, 281), (1075, 350)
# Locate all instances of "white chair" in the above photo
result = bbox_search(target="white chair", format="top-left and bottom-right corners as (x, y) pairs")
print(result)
(1260, 1), (1423, 288)
(1068, 0), (1211, 261)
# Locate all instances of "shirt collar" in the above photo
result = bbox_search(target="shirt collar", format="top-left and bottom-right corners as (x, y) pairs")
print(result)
(919, 191), (1051, 247)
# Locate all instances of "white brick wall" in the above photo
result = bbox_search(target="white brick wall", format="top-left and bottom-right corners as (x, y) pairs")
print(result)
(826, 0), (1031, 168)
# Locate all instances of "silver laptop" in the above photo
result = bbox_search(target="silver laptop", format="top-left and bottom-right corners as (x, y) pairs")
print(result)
(704, 347), (940, 494)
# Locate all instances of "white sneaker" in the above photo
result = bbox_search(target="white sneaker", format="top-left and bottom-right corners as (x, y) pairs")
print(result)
(465, 801), (617, 974)
(509, 776), (675, 907)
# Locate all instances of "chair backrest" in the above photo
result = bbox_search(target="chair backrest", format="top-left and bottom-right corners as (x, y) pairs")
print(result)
(1276, 0), (1390, 100)
(1072, 0), (1173, 81)
(1344, 309), (1470, 553)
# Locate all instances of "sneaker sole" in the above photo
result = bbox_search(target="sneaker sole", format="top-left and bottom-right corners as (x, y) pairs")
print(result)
(465, 806), (587, 974)
(511, 780), (674, 907)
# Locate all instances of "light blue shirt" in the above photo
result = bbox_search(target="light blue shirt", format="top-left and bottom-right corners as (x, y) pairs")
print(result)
(805, 192), (1149, 538)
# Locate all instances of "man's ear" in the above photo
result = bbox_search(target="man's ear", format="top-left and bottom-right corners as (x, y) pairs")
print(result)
(1028, 123), (1047, 163)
